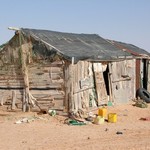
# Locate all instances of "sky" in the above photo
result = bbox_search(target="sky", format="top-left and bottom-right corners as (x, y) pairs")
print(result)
(0, 0), (150, 52)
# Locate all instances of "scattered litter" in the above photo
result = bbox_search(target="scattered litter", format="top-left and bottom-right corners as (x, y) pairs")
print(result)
(15, 117), (37, 124)
(140, 117), (150, 121)
(48, 110), (56, 116)
(68, 112), (86, 122)
(107, 101), (113, 106)
(85, 116), (94, 122)
(15, 116), (47, 124)
(68, 120), (86, 126)
(116, 131), (123, 135)
(105, 128), (109, 131)
(134, 100), (148, 108)
(88, 112), (95, 118)
(94, 116), (105, 125)
(85, 112), (96, 122)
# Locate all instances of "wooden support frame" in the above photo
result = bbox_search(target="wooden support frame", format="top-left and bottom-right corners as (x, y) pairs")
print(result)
(11, 90), (16, 110)
(19, 31), (40, 112)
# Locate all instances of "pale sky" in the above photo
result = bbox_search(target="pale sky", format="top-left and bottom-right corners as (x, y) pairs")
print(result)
(0, 0), (150, 52)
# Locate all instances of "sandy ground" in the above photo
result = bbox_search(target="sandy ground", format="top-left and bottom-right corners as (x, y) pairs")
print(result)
(0, 102), (150, 150)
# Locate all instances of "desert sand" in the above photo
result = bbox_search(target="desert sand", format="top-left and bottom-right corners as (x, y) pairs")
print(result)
(0, 102), (150, 150)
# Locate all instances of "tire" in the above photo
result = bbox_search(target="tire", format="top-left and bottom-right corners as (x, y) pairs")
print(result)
(136, 88), (150, 103)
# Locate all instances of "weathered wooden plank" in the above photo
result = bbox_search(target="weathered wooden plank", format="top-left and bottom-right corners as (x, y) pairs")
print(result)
(70, 63), (75, 111)
(30, 90), (64, 95)
(47, 67), (63, 72)
(37, 101), (54, 104)
(93, 63), (108, 105)
(0, 84), (63, 89)
(80, 61), (84, 109)
(109, 60), (135, 104)
(0, 96), (4, 106)
(33, 94), (64, 99)
(0, 90), (23, 95)
(64, 64), (71, 112)
(29, 64), (63, 68)
(30, 83), (63, 87)
(29, 72), (64, 79)
(0, 76), (23, 80)
(0, 85), (24, 88)
(29, 61), (64, 68)
(83, 61), (89, 108)
(77, 61), (82, 109)
(29, 69), (63, 75)
(0, 80), (24, 83)
(11, 91), (16, 110)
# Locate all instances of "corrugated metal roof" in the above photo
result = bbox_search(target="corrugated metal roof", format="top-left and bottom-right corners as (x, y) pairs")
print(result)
(21, 28), (132, 61)
(108, 40), (150, 56)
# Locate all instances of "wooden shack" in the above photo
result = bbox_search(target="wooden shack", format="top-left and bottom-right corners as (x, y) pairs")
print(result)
(0, 28), (135, 113)
(108, 40), (150, 93)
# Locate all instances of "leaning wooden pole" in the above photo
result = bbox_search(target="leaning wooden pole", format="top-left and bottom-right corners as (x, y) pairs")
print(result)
(19, 31), (30, 112)
(19, 31), (41, 112)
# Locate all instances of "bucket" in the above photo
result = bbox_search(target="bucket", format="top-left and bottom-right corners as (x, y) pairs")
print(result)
(108, 113), (117, 123)
(98, 107), (107, 118)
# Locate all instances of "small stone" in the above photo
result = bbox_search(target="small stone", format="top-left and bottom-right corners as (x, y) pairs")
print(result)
(116, 131), (123, 135)
(105, 128), (108, 131)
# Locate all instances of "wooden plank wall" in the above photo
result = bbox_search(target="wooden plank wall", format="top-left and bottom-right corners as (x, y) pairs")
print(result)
(0, 37), (65, 111)
(0, 63), (23, 108)
(0, 61), (65, 111)
(0, 65), (23, 88)
(65, 61), (108, 112)
(109, 59), (136, 104)
(29, 61), (65, 111)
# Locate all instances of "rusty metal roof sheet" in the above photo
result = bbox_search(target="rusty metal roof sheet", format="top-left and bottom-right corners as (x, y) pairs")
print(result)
(108, 40), (150, 56)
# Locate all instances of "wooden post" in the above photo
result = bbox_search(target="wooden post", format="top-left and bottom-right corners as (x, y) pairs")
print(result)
(19, 32), (27, 111)
(70, 57), (75, 112)
(0, 97), (3, 106)
(11, 91), (16, 110)
(19, 32), (31, 112)
(22, 89), (26, 112)
(108, 63), (113, 102)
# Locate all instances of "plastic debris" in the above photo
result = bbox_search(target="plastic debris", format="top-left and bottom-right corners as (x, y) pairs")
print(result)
(140, 117), (150, 121)
(15, 117), (37, 124)
(107, 101), (113, 106)
(15, 116), (47, 124)
(48, 110), (56, 116)
(68, 120), (86, 126)
(105, 128), (109, 131)
(85, 116), (94, 122)
(134, 100), (148, 108)
(94, 116), (105, 125)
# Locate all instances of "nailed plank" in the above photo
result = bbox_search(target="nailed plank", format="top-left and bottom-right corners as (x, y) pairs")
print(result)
(77, 61), (82, 109)
(93, 63), (108, 105)
(83, 61), (89, 108)
(11, 91), (16, 110)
